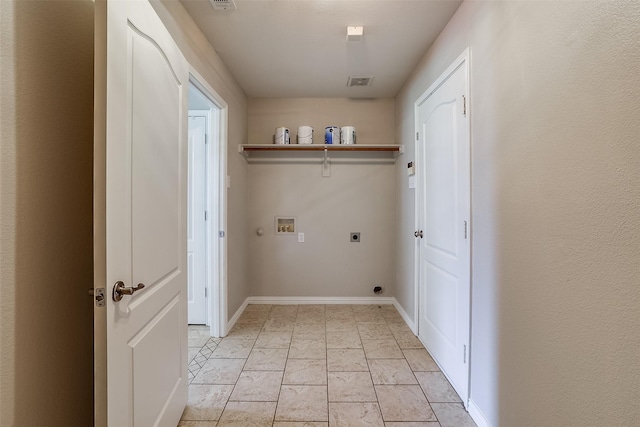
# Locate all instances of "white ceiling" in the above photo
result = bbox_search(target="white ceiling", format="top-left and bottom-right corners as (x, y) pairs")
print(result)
(180, 0), (462, 98)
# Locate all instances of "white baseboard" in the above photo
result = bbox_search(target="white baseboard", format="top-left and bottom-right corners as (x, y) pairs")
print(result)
(392, 297), (416, 333)
(225, 298), (249, 335)
(245, 296), (395, 305)
(468, 400), (493, 427)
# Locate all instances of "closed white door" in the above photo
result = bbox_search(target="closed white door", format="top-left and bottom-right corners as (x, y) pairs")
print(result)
(188, 113), (208, 325)
(94, 0), (189, 425)
(416, 52), (470, 405)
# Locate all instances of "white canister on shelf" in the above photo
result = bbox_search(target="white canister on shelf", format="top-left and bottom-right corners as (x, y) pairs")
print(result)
(297, 126), (313, 144)
(274, 127), (290, 144)
(340, 126), (356, 145)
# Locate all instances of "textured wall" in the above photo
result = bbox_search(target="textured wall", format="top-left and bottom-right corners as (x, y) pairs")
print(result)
(247, 98), (396, 298)
(395, 1), (640, 426)
(153, 0), (250, 321)
(0, 0), (95, 425)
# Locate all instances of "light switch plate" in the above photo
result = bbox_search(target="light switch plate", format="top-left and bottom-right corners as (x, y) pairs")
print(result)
(298, 232), (304, 243)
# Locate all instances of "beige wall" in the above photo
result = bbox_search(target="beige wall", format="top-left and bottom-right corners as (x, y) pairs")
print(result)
(248, 98), (395, 145)
(153, 1), (250, 320)
(395, 1), (640, 425)
(247, 98), (396, 298)
(0, 0), (95, 425)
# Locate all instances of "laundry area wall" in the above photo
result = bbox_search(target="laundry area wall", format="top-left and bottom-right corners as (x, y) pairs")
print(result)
(247, 98), (397, 298)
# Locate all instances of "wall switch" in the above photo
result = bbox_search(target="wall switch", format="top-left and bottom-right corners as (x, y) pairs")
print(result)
(298, 232), (304, 243)
(226, 175), (231, 188)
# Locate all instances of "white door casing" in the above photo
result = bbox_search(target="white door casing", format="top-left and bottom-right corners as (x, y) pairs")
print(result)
(94, 0), (189, 425)
(415, 49), (471, 405)
(188, 112), (208, 325)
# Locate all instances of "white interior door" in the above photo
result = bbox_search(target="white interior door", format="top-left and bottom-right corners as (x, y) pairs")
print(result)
(95, 0), (189, 425)
(416, 51), (470, 405)
(188, 113), (208, 325)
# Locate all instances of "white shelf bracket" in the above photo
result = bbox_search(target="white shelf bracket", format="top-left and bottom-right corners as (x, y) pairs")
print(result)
(322, 146), (331, 177)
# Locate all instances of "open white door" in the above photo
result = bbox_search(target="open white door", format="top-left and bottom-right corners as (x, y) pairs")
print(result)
(416, 50), (471, 405)
(187, 112), (208, 325)
(94, 0), (189, 425)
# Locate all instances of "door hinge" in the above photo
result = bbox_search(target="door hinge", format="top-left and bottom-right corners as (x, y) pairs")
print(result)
(416, 132), (419, 141)
(204, 210), (208, 221)
(464, 345), (467, 363)
(204, 134), (209, 144)
(462, 95), (467, 116)
(464, 221), (468, 239)
(204, 287), (207, 298)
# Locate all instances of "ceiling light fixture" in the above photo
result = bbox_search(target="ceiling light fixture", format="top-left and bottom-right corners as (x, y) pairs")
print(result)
(347, 26), (364, 42)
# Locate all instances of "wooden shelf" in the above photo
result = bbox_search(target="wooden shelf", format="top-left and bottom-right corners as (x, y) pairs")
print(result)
(239, 144), (403, 163)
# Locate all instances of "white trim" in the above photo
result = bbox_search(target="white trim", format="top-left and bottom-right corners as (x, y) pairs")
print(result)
(392, 298), (416, 333)
(188, 68), (228, 339)
(468, 400), (493, 427)
(246, 296), (395, 305)
(225, 298), (249, 336)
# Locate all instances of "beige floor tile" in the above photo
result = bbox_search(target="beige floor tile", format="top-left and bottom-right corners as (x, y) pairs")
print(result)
(275, 385), (328, 422)
(326, 331), (362, 349)
(415, 372), (461, 403)
(229, 371), (283, 402)
(289, 339), (327, 359)
(262, 318), (296, 332)
(362, 339), (404, 359)
(357, 322), (394, 339)
(325, 319), (357, 332)
(295, 314), (326, 324)
(394, 332), (424, 349)
(384, 423), (441, 426)
(244, 348), (289, 371)
(293, 323), (326, 340)
(329, 402), (384, 426)
(244, 304), (273, 312)
(284, 359), (327, 385)
(328, 372), (377, 402)
(388, 323), (413, 335)
(188, 328), (212, 347)
(430, 403), (476, 427)
(226, 325), (262, 339)
(178, 421), (218, 427)
(375, 385), (437, 422)
(354, 312), (386, 323)
(327, 349), (368, 372)
(211, 338), (255, 358)
(192, 358), (246, 385)
(217, 401), (276, 427)
(182, 384), (233, 421)
(369, 359), (418, 385)
(402, 349), (439, 371)
(254, 331), (292, 348)
(188, 347), (201, 363)
(273, 423), (328, 427)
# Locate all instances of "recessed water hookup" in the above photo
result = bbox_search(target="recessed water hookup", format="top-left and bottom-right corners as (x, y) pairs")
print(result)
(350, 232), (360, 242)
(373, 285), (383, 294)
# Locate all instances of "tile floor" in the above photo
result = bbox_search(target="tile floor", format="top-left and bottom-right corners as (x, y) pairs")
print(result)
(181, 304), (476, 427)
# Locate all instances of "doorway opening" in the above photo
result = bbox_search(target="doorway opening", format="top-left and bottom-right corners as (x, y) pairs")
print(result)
(187, 75), (228, 338)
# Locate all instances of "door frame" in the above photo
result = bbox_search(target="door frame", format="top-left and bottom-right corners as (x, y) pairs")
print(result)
(413, 47), (472, 406)
(188, 70), (228, 338)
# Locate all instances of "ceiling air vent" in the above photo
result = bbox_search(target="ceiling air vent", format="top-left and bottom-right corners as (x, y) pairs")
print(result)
(347, 76), (373, 87)
(209, 0), (236, 11)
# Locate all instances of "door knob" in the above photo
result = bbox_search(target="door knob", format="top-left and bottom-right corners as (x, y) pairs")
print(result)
(112, 281), (145, 302)
(414, 230), (423, 238)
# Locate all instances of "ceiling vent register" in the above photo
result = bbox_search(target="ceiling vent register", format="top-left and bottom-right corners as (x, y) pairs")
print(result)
(347, 76), (374, 87)
(209, 0), (237, 11)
